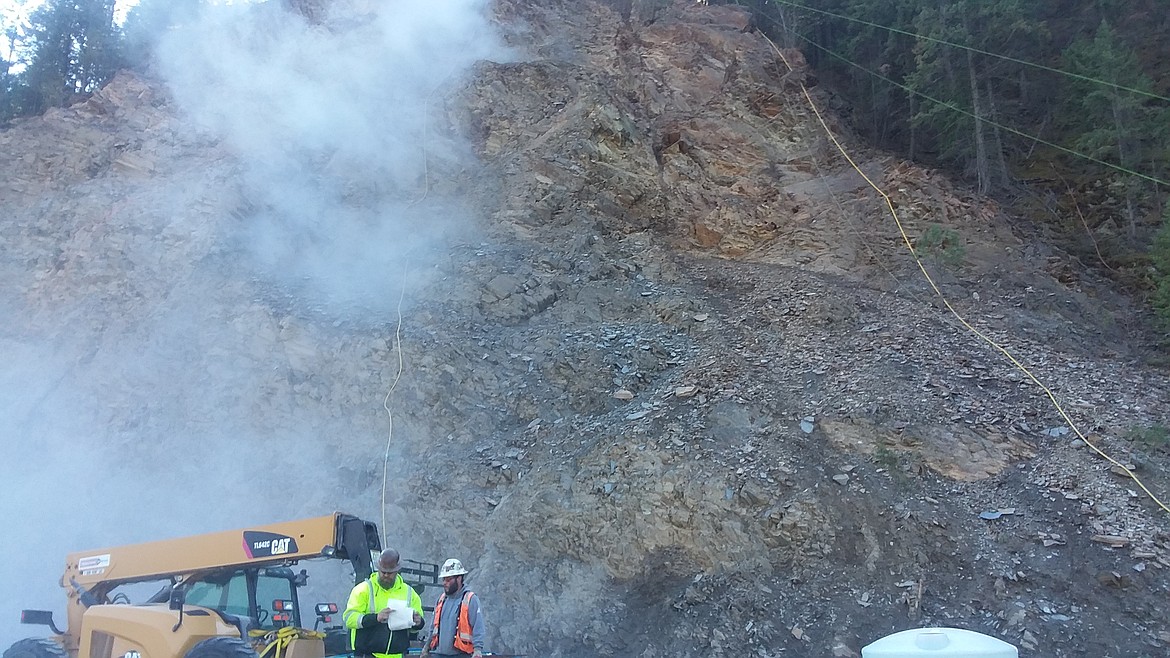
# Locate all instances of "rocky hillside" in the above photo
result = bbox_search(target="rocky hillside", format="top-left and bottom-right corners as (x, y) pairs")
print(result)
(2, 1), (1168, 656)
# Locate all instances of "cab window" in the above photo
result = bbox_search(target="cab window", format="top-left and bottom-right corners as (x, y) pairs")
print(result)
(186, 572), (250, 617)
(255, 574), (297, 627)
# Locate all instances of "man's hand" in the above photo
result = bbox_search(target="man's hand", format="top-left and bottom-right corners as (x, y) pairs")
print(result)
(413, 611), (424, 626)
(376, 607), (392, 623)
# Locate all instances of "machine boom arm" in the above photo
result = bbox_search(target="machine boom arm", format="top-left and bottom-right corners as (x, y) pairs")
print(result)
(63, 513), (379, 591)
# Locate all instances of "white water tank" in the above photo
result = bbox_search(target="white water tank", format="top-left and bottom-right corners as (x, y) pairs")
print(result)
(862, 628), (1018, 657)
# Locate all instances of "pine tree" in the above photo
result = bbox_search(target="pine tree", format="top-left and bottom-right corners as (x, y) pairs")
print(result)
(122, 0), (204, 70)
(834, 0), (921, 151)
(903, 0), (1046, 194)
(1060, 20), (1164, 238)
(1152, 203), (1170, 336)
(22, 0), (123, 114)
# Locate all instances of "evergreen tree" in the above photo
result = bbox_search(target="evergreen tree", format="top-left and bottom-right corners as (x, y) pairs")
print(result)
(904, 0), (1046, 194)
(835, 0), (921, 151)
(1152, 203), (1170, 335)
(1, 57), (12, 122)
(2, 8), (35, 121)
(1, 32), (13, 119)
(122, 0), (204, 70)
(1060, 20), (1166, 237)
(22, 0), (123, 114)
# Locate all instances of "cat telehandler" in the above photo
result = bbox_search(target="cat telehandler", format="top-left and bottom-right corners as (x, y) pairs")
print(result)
(3, 513), (439, 658)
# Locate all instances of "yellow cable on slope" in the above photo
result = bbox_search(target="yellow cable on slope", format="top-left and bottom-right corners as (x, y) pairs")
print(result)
(380, 271), (408, 548)
(379, 71), (448, 546)
(760, 36), (1170, 516)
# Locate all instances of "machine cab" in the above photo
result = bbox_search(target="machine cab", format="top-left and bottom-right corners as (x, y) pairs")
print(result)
(185, 567), (307, 630)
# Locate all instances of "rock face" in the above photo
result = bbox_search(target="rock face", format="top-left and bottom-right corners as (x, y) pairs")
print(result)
(2, 1), (1169, 657)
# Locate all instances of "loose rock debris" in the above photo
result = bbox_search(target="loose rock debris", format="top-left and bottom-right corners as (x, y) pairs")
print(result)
(1, 1), (1168, 657)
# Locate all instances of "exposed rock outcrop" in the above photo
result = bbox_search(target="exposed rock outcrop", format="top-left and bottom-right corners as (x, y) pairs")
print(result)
(2, 2), (1168, 657)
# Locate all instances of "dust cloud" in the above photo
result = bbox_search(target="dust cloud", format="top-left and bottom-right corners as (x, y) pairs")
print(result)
(1, 0), (505, 645)
(156, 0), (508, 318)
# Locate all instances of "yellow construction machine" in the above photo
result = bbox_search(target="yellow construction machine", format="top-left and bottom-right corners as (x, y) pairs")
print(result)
(4, 513), (439, 658)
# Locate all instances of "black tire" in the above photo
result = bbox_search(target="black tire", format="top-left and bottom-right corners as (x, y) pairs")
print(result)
(184, 637), (259, 658)
(2, 639), (67, 658)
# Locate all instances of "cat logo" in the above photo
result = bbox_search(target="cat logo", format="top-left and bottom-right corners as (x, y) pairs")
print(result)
(242, 531), (299, 559)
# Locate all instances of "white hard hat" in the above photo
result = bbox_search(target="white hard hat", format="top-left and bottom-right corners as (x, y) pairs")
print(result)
(439, 558), (468, 578)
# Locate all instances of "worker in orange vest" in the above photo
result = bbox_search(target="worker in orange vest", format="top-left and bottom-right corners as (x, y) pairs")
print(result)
(422, 558), (485, 658)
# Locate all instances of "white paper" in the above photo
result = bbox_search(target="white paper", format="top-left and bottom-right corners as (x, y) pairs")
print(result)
(386, 606), (414, 631)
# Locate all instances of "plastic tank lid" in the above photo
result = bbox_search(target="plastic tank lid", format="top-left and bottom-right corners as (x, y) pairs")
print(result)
(862, 628), (1019, 658)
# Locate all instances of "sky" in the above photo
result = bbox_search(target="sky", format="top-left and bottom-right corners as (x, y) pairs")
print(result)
(1, 0), (142, 33)
(0, 1), (254, 59)
(1, 0), (508, 644)
(3, 1), (138, 64)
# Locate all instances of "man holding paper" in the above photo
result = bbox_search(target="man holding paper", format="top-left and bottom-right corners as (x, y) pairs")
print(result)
(344, 548), (426, 658)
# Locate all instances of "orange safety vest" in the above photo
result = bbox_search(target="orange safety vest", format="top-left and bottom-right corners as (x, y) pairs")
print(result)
(428, 590), (475, 654)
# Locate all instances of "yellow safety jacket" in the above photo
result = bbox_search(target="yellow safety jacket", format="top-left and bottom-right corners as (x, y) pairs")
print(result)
(343, 573), (423, 658)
